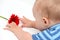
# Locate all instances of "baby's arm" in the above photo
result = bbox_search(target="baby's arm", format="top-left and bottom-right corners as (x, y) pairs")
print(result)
(4, 22), (32, 40)
(21, 16), (36, 28)
(21, 16), (43, 31)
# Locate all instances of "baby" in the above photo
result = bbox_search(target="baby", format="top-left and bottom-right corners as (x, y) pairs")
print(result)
(4, 0), (60, 40)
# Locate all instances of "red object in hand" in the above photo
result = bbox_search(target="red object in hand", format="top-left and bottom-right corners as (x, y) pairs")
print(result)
(8, 14), (19, 25)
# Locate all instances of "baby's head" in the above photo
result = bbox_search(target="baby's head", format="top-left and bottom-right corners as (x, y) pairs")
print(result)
(33, 0), (60, 30)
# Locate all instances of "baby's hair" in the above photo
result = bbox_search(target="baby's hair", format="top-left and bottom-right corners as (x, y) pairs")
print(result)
(36, 0), (60, 21)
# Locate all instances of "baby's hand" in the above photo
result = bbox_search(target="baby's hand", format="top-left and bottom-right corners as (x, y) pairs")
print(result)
(4, 22), (32, 40)
(4, 22), (22, 33)
(21, 16), (35, 28)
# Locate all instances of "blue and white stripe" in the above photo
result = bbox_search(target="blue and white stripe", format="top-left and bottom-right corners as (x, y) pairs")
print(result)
(32, 24), (60, 40)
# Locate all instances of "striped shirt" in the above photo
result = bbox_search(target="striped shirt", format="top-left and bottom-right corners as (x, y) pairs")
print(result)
(32, 24), (60, 40)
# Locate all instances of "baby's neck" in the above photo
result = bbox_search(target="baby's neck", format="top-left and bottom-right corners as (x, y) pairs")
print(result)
(48, 21), (60, 28)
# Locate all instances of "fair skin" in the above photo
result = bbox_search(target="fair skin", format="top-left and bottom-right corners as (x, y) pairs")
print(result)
(4, 0), (60, 40)
(4, 22), (32, 40)
(21, 16), (36, 28)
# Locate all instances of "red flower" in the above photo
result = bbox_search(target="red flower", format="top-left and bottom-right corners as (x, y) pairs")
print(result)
(8, 14), (19, 25)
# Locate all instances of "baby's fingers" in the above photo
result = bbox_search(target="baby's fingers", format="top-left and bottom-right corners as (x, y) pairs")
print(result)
(20, 16), (28, 24)
(4, 27), (10, 30)
(4, 27), (13, 32)
(6, 22), (17, 28)
(10, 22), (17, 28)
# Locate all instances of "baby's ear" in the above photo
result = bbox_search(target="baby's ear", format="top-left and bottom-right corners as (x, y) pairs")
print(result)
(42, 17), (49, 25)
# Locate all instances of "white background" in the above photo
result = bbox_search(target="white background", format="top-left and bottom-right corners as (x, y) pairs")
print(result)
(0, 0), (40, 40)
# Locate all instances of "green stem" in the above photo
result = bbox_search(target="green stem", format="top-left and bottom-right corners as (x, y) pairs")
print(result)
(0, 16), (8, 20)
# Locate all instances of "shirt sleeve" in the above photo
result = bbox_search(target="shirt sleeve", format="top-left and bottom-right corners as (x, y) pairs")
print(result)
(32, 28), (60, 40)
